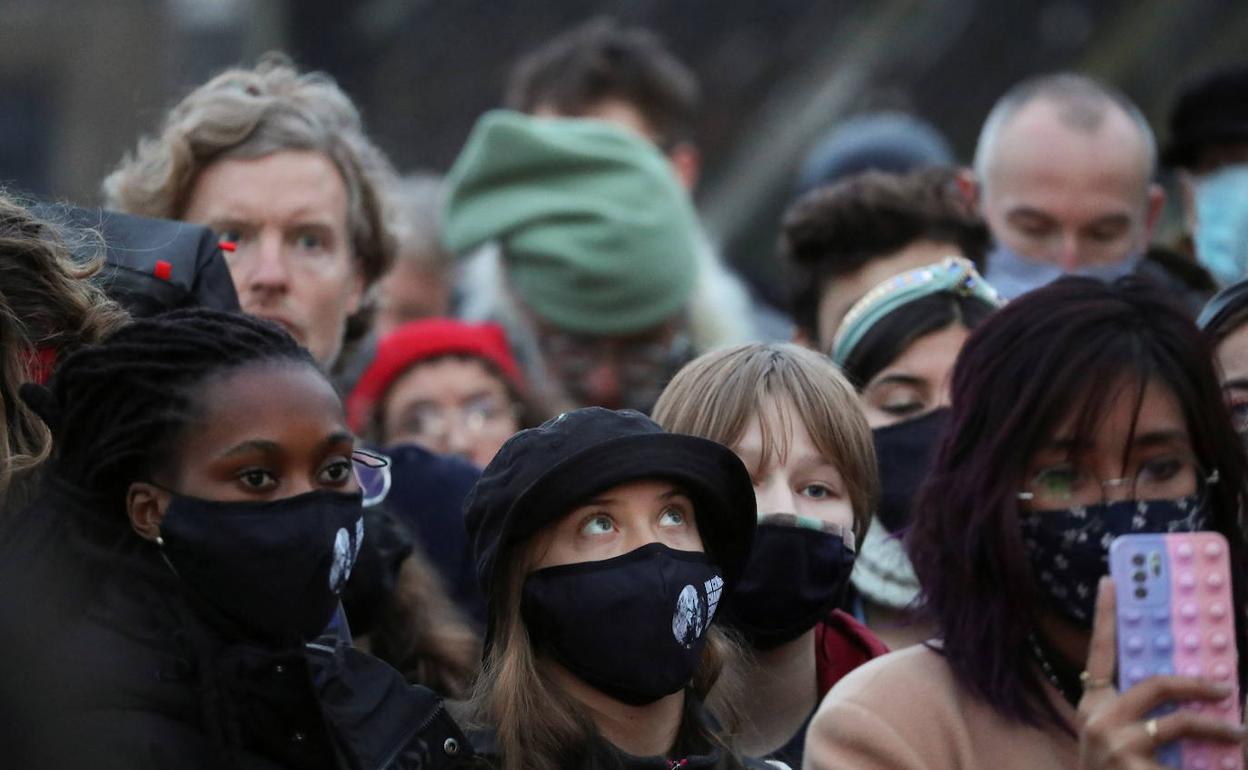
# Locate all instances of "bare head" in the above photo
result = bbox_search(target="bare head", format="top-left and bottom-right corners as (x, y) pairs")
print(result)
(973, 73), (1163, 270)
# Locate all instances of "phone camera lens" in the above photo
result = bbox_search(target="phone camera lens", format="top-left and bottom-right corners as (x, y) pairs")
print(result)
(1134, 586), (1148, 599)
(1131, 554), (1146, 566)
(1132, 570), (1147, 583)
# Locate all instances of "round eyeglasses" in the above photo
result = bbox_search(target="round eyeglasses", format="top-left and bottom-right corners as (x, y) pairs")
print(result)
(351, 449), (391, 507)
(1017, 454), (1219, 510)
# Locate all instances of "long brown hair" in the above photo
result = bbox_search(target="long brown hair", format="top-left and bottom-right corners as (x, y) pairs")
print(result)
(467, 532), (746, 770)
(369, 549), (482, 699)
(0, 196), (127, 509)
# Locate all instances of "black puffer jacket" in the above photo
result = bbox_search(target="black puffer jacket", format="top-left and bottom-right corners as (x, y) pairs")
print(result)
(1, 495), (471, 770)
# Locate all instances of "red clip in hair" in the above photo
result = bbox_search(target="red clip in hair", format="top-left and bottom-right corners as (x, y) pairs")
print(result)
(24, 347), (57, 385)
(153, 260), (173, 281)
(218, 240), (237, 253)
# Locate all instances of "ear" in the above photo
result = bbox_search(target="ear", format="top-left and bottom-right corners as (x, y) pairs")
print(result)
(127, 482), (170, 542)
(667, 142), (701, 191)
(345, 268), (367, 317)
(955, 167), (980, 213)
(1143, 182), (1167, 241)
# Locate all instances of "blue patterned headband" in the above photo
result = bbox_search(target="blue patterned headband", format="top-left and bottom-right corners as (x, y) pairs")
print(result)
(831, 256), (1004, 367)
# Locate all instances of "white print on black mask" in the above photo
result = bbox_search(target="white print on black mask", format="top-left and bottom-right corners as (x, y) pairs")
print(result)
(672, 584), (708, 649)
(704, 575), (723, 621)
(328, 517), (365, 595)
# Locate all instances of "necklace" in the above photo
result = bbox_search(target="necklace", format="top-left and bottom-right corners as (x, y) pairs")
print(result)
(1027, 632), (1082, 708)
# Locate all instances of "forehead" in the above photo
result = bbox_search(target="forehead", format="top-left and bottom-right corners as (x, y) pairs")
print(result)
(185, 362), (346, 445)
(984, 100), (1152, 218)
(870, 323), (969, 385)
(184, 150), (350, 229)
(386, 357), (508, 402)
(1047, 376), (1187, 448)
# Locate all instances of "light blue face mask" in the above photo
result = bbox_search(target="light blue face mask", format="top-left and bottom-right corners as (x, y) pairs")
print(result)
(984, 242), (1141, 300)
(1193, 164), (1248, 287)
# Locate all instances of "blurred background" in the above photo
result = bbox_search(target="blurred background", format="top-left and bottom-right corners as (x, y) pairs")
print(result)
(2, 0), (1246, 305)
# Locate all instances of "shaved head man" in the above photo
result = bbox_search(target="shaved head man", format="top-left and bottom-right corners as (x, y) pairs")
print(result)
(972, 73), (1165, 298)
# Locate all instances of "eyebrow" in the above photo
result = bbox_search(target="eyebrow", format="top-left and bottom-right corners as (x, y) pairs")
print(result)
(1222, 379), (1248, 393)
(219, 431), (354, 459)
(1040, 429), (1189, 453)
(1005, 207), (1058, 225)
(579, 488), (690, 508)
(867, 373), (926, 389)
(788, 453), (842, 470)
(219, 439), (282, 459)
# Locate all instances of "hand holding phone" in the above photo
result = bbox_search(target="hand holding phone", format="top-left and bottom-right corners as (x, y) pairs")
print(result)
(1108, 532), (1243, 769)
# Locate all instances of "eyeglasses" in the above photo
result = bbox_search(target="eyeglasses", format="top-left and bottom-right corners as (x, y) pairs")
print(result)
(397, 395), (518, 443)
(539, 330), (693, 384)
(351, 449), (391, 507)
(1017, 454), (1219, 509)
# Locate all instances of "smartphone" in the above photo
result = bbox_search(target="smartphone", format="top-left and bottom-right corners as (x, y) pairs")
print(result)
(1110, 531), (1242, 770)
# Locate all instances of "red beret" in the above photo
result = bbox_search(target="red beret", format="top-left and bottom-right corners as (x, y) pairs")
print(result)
(347, 318), (524, 433)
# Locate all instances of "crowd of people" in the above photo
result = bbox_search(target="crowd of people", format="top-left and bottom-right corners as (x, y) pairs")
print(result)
(2, 14), (1248, 770)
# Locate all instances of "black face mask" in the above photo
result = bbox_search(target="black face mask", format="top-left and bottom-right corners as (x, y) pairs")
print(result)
(722, 515), (856, 650)
(158, 489), (365, 646)
(521, 542), (723, 705)
(872, 408), (949, 533)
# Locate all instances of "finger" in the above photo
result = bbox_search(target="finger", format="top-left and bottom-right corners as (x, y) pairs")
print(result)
(1084, 577), (1117, 682)
(1117, 712), (1248, 755)
(1115, 676), (1235, 719)
(1079, 578), (1119, 715)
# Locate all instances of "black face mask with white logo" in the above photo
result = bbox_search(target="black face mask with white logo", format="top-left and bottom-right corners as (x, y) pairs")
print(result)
(521, 542), (723, 705)
(721, 515), (856, 650)
(157, 489), (365, 646)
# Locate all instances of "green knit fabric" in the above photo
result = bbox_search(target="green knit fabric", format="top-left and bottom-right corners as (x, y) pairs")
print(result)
(443, 110), (699, 335)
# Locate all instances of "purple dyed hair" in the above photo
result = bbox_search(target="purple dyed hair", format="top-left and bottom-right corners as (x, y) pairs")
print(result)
(909, 275), (1248, 730)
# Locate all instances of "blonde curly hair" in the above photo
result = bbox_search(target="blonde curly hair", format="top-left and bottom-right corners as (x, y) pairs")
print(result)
(102, 53), (398, 293)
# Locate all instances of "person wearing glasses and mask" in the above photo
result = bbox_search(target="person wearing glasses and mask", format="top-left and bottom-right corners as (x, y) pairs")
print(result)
(806, 277), (1248, 770)
(443, 111), (704, 415)
(830, 256), (1002, 649)
(349, 318), (539, 469)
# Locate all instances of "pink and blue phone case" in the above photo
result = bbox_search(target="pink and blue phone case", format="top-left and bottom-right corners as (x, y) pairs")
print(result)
(1110, 532), (1242, 770)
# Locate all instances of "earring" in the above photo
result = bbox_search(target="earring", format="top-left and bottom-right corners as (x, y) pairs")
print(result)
(155, 535), (164, 547)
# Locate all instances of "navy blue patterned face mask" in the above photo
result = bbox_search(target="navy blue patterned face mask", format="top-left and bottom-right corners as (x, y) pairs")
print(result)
(1019, 497), (1208, 628)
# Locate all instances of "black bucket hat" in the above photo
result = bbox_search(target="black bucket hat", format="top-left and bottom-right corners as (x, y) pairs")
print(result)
(463, 407), (756, 619)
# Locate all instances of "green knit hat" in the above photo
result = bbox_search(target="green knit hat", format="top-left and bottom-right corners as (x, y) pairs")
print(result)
(443, 110), (699, 336)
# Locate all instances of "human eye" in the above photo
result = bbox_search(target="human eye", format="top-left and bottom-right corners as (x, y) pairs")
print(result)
(1011, 216), (1054, 240)
(236, 467), (278, 491)
(1032, 463), (1082, 500)
(213, 223), (248, 245)
(579, 514), (615, 536)
(317, 457), (355, 486)
(659, 506), (688, 527)
(1228, 398), (1248, 432)
(1087, 222), (1128, 243)
(294, 230), (325, 251)
(869, 386), (926, 418)
(1137, 455), (1186, 484)
(799, 483), (839, 500)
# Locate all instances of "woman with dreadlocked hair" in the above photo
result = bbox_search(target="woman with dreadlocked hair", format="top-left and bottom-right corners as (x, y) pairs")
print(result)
(0, 193), (127, 511)
(0, 309), (471, 770)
